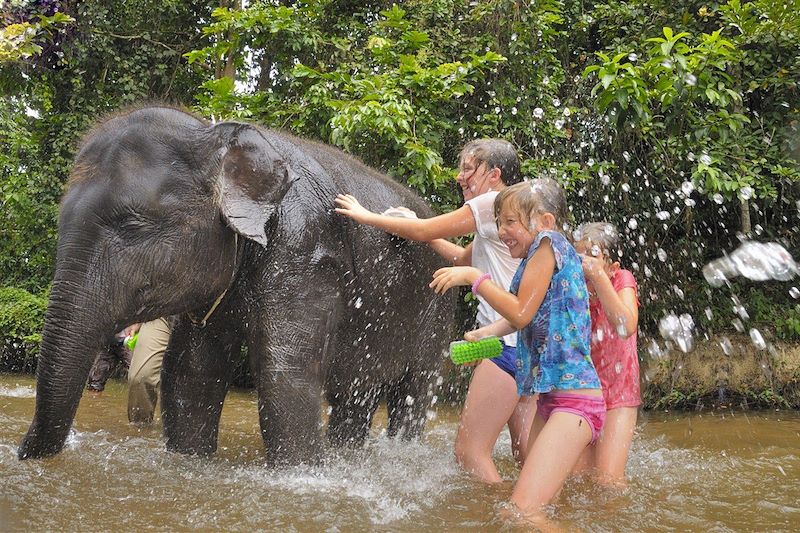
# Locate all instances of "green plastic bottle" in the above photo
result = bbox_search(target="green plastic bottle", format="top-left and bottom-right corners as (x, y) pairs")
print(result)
(124, 332), (139, 351)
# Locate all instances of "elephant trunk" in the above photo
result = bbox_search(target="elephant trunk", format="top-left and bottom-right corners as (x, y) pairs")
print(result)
(18, 279), (114, 459)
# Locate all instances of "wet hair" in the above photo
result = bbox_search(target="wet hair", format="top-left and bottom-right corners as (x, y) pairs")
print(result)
(493, 178), (569, 233)
(574, 222), (620, 261)
(459, 138), (521, 185)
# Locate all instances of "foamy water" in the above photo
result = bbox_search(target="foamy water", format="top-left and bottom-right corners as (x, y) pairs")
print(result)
(1, 374), (798, 531)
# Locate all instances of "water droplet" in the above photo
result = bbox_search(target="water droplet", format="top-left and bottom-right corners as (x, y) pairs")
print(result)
(647, 340), (664, 358)
(739, 186), (753, 200)
(719, 336), (733, 355)
(713, 193), (724, 204)
(658, 313), (695, 352)
(749, 328), (766, 350)
(657, 248), (668, 262)
(621, 183), (630, 192)
(790, 287), (800, 299)
(622, 151), (631, 162)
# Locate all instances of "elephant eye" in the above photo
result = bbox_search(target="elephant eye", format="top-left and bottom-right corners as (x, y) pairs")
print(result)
(113, 208), (155, 237)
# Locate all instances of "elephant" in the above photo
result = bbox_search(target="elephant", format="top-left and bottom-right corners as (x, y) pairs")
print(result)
(18, 105), (455, 463)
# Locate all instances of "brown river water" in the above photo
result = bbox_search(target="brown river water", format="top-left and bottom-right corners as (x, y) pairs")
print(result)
(1, 373), (798, 532)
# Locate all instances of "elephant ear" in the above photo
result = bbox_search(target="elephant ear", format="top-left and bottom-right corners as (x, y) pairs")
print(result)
(217, 125), (298, 247)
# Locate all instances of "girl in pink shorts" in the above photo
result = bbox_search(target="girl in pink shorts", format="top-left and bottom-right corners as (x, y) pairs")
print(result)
(573, 222), (641, 486)
(430, 180), (605, 526)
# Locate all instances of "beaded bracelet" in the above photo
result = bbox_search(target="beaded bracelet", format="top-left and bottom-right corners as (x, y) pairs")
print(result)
(471, 272), (492, 295)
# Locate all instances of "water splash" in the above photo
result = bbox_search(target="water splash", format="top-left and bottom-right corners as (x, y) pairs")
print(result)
(702, 241), (799, 287)
(0, 385), (35, 398)
(658, 313), (695, 352)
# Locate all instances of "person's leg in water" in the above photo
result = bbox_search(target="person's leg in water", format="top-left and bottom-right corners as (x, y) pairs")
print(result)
(572, 405), (638, 485)
(455, 358), (533, 482)
(592, 406), (637, 486)
(507, 394), (536, 465)
(128, 318), (171, 424)
(510, 393), (603, 523)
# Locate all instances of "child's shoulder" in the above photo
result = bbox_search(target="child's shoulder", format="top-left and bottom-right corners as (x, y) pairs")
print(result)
(531, 230), (575, 270)
(612, 268), (638, 291)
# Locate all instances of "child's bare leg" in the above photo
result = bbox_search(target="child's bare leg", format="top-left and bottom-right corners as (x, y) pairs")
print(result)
(506, 394), (536, 465)
(571, 443), (595, 476)
(454, 360), (519, 483)
(510, 411), (593, 518)
(594, 406), (637, 486)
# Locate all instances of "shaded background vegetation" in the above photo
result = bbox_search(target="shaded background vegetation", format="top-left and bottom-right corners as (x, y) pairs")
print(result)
(1, 0), (798, 405)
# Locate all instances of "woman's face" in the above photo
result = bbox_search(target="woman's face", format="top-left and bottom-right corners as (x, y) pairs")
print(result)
(455, 155), (493, 201)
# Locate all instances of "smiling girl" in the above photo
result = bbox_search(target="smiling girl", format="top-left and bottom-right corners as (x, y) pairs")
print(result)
(429, 179), (605, 523)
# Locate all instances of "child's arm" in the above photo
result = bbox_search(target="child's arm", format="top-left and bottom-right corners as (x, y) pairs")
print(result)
(582, 256), (638, 338)
(430, 242), (556, 329)
(464, 317), (515, 341)
(378, 204), (473, 265)
(334, 194), (476, 242)
(429, 240), (473, 266)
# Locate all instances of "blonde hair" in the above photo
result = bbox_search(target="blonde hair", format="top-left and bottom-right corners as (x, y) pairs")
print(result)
(493, 178), (569, 232)
(574, 222), (620, 261)
(459, 138), (522, 185)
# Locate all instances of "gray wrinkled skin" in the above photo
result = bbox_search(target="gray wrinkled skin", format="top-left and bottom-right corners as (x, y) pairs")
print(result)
(18, 106), (454, 464)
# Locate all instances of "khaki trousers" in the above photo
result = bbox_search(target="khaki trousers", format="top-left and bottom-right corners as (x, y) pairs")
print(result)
(127, 317), (171, 424)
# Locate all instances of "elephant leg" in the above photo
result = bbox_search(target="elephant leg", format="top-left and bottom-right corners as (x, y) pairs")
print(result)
(326, 387), (382, 448)
(253, 282), (339, 465)
(161, 318), (239, 456)
(386, 369), (436, 440)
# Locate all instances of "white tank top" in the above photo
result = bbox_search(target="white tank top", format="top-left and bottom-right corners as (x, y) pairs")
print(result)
(465, 190), (521, 347)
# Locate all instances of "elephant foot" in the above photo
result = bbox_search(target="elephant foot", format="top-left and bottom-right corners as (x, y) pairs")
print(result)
(18, 425), (68, 460)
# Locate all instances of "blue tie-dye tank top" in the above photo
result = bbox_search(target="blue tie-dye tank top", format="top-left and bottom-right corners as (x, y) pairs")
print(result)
(509, 230), (600, 395)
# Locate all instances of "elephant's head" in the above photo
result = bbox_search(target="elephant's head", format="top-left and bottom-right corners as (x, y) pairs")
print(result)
(19, 106), (297, 459)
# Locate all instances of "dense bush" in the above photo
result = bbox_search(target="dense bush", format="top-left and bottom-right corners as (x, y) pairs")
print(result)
(0, 287), (47, 372)
(1, 0), (798, 381)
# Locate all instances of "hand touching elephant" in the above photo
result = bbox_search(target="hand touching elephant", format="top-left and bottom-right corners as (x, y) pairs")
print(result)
(18, 105), (454, 463)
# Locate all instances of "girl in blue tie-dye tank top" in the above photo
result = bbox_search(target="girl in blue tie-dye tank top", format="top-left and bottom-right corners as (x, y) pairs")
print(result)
(430, 178), (604, 526)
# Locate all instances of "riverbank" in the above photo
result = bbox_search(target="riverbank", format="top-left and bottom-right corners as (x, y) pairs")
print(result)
(641, 335), (800, 409)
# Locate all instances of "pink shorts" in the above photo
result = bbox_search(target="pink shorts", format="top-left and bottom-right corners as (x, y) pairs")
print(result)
(536, 392), (606, 444)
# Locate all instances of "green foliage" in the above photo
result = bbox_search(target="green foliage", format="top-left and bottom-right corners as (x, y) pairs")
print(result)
(1, 0), (213, 291)
(0, 12), (73, 62)
(1, 0), (798, 387)
(0, 287), (47, 371)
